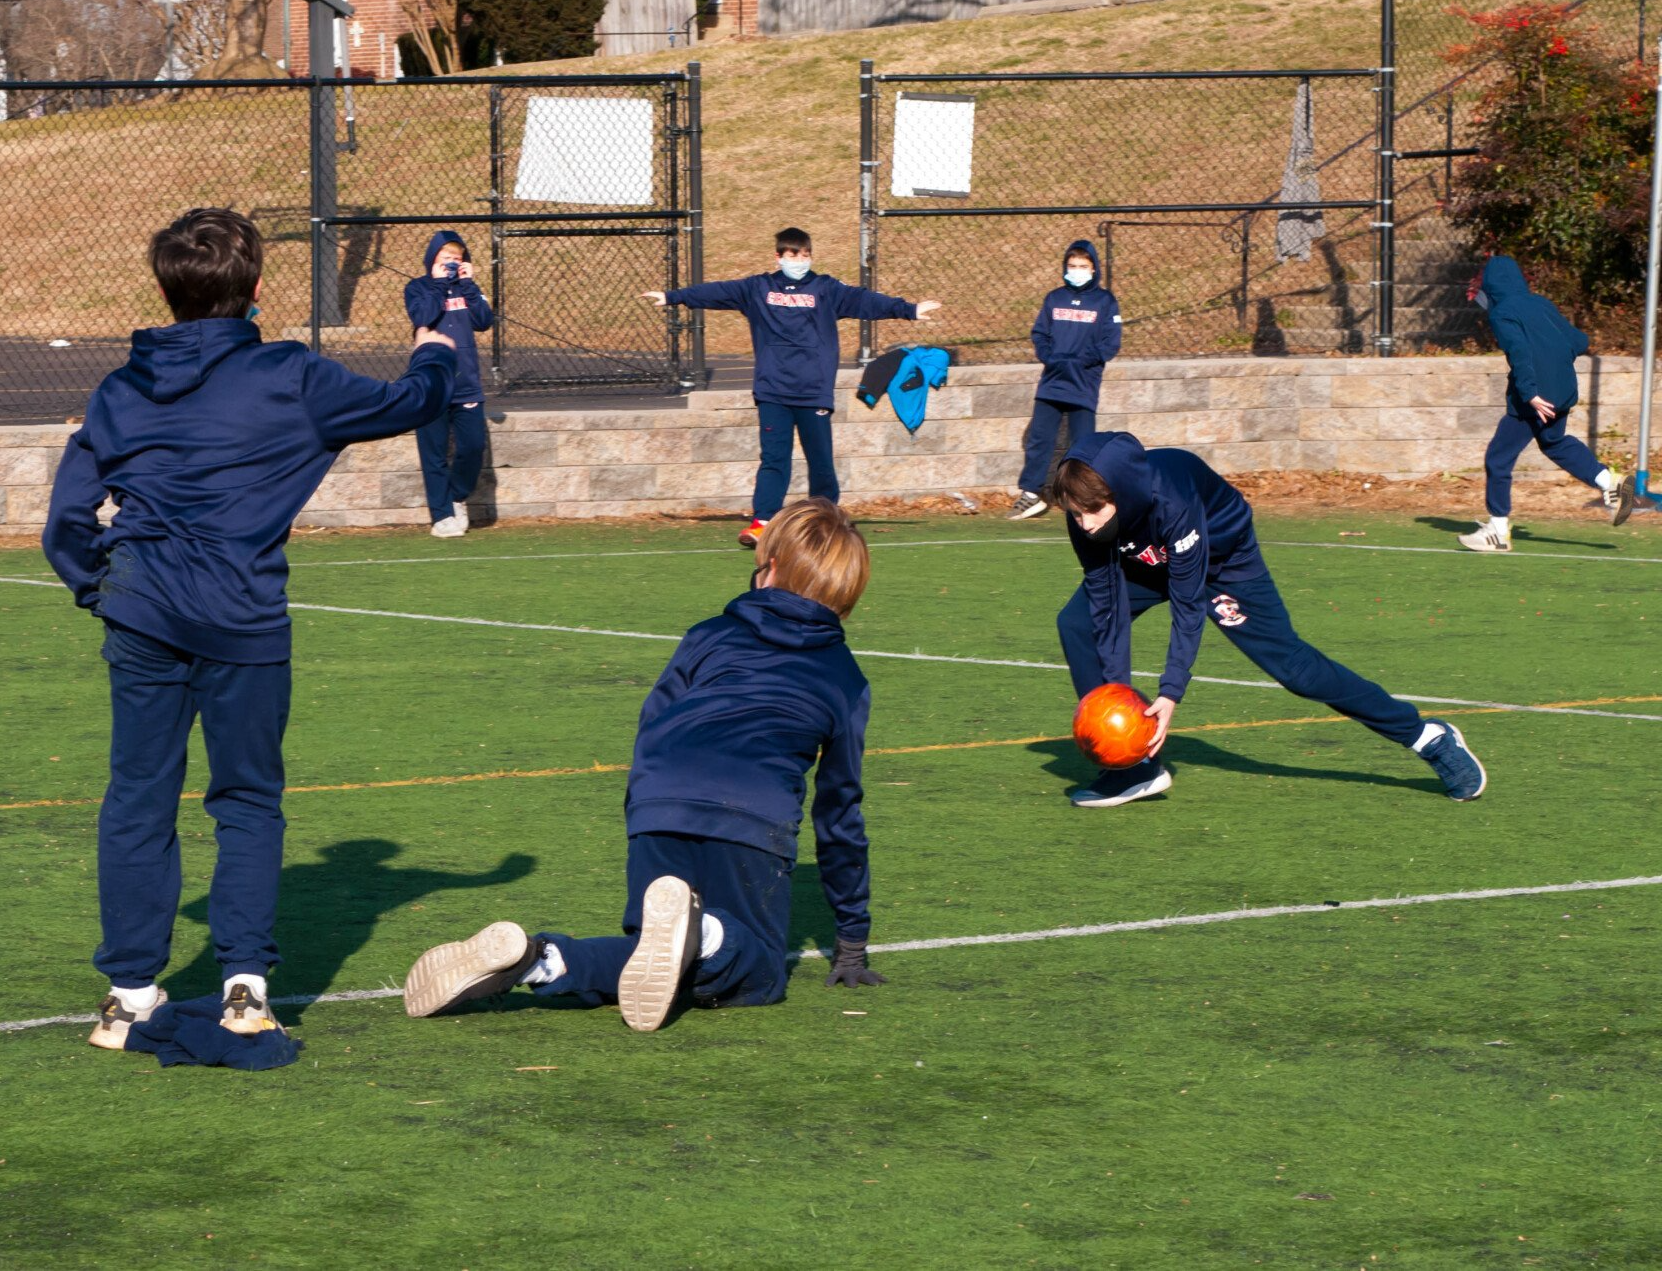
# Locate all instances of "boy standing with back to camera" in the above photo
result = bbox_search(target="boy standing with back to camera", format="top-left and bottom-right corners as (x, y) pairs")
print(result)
(644, 227), (941, 546)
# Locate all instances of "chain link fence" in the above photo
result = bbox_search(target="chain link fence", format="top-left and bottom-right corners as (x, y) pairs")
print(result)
(0, 71), (702, 427)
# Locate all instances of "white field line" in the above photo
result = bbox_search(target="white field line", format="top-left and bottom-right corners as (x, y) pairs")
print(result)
(1263, 540), (1662, 564)
(5, 873), (1659, 1035)
(4, 580), (1659, 721)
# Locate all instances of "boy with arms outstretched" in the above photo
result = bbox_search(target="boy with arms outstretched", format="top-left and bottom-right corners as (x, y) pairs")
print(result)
(644, 227), (940, 547)
(44, 208), (456, 1047)
(403, 497), (885, 1031)
(1052, 432), (1487, 808)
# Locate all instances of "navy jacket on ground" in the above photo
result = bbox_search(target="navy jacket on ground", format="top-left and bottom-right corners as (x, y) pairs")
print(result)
(43, 319), (455, 664)
(1032, 240), (1122, 411)
(665, 271), (916, 410)
(1064, 432), (1264, 703)
(1478, 255), (1589, 422)
(404, 230), (493, 403)
(624, 588), (874, 940)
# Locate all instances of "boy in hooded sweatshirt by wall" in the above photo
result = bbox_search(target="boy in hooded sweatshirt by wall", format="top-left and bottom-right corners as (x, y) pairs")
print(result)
(644, 227), (941, 547)
(403, 498), (885, 1032)
(404, 231), (494, 539)
(43, 208), (457, 1047)
(1050, 432), (1488, 808)
(1457, 254), (1634, 552)
(1008, 239), (1122, 521)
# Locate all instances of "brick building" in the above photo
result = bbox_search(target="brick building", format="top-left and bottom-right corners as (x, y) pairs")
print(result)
(264, 0), (425, 78)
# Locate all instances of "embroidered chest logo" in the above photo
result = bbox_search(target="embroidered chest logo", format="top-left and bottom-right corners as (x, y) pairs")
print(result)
(1052, 307), (1098, 323)
(444, 296), (469, 312)
(1120, 542), (1168, 567)
(767, 291), (817, 308)
(1211, 594), (1247, 627)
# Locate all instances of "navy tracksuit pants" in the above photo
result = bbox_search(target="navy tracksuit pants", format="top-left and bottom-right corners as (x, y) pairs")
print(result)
(97, 622), (290, 988)
(1018, 398), (1097, 495)
(754, 401), (837, 521)
(1056, 563), (1424, 748)
(416, 401), (488, 523)
(1483, 409), (1604, 518)
(535, 832), (795, 1009)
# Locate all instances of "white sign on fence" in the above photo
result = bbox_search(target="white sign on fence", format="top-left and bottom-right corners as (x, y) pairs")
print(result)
(515, 96), (655, 205)
(890, 92), (976, 199)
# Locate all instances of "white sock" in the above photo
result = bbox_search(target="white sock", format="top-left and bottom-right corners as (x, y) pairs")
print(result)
(700, 913), (724, 960)
(1595, 468), (1617, 492)
(519, 942), (567, 986)
(225, 973), (267, 1001)
(111, 983), (158, 1012)
(1411, 721), (1446, 754)
(1489, 516), (1510, 536)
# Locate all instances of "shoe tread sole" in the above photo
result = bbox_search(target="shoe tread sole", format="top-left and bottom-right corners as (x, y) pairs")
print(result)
(404, 921), (529, 1018)
(618, 878), (696, 1033)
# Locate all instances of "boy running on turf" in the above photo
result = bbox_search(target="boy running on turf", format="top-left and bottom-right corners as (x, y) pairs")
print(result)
(44, 208), (456, 1048)
(1456, 255), (1634, 551)
(1052, 432), (1487, 808)
(644, 227), (940, 547)
(403, 497), (885, 1031)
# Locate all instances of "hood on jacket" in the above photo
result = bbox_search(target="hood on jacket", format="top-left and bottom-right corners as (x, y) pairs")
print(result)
(1063, 430), (1156, 525)
(125, 319), (263, 405)
(1062, 238), (1101, 287)
(724, 587), (847, 650)
(423, 230), (471, 272)
(1478, 255), (1530, 308)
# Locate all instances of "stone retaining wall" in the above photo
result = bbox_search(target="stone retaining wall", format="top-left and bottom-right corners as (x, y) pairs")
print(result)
(0, 354), (1636, 530)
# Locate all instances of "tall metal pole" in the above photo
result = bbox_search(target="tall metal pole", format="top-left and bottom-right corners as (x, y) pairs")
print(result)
(308, 0), (344, 335)
(1374, 0), (1396, 357)
(488, 84), (504, 387)
(1635, 34), (1662, 508)
(858, 58), (877, 364)
(686, 61), (705, 387)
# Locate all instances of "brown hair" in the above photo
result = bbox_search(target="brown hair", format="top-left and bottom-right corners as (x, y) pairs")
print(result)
(775, 226), (812, 254)
(757, 498), (870, 618)
(149, 208), (263, 322)
(1054, 459), (1115, 513)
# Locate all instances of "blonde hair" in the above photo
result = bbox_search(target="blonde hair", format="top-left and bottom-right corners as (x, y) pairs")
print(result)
(757, 498), (870, 619)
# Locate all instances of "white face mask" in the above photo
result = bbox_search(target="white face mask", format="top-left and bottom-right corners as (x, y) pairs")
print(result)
(779, 258), (811, 281)
(1473, 290), (1490, 312)
(1064, 267), (1094, 288)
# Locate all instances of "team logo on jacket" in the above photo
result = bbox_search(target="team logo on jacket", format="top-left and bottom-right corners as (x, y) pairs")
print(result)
(1052, 307), (1098, 323)
(1121, 542), (1168, 566)
(767, 291), (817, 308)
(1211, 594), (1247, 627)
(444, 296), (469, 311)
(1173, 529), (1200, 554)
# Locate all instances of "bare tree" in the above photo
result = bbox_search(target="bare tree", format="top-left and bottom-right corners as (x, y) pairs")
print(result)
(5, 0), (168, 83)
(200, 0), (284, 78)
(398, 0), (461, 75)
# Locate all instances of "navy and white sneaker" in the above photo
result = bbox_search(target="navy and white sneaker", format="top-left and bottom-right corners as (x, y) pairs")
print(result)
(1069, 761), (1173, 807)
(1415, 720), (1487, 801)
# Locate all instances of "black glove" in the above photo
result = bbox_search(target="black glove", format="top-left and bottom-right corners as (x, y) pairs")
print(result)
(824, 937), (887, 988)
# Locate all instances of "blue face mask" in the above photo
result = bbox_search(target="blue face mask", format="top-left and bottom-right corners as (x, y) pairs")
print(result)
(247, 305), (261, 320)
(1064, 267), (1094, 288)
(779, 259), (811, 282)
(1473, 290), (1489, 312)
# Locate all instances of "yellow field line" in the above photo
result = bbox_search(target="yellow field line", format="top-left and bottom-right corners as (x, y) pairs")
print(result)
(6, 694), (1659, 813)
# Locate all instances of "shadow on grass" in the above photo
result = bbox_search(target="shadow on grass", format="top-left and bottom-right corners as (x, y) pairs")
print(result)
(1026, 734), (1442, 795)
(1414, 516), (1616, 549)
(170, 839), (534, 1022)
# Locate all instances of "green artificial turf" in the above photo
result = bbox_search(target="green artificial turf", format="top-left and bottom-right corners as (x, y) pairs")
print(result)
(2, 509), (1660, 1269)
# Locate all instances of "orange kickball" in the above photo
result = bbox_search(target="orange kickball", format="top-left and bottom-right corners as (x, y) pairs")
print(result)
(1073, 682), (1157, 769)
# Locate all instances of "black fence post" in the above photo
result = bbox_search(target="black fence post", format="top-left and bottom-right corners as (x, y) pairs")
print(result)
(1374, 0), (1396, 357)
(308, 0), (346, 340)
(859, 58), (876, 365)
(686, 61), (705, 388)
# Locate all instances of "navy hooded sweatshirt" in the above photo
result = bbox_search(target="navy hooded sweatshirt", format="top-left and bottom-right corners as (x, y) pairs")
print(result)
(1032, 240), (1122, 411)
(1477, 255), (1589, 423)
(665, 271), (917, 410)
(1064, 432), (1264, 703)
(43, 319), (456, 664)
(403, 231), (493, 404)
(624, 587), (873, 940)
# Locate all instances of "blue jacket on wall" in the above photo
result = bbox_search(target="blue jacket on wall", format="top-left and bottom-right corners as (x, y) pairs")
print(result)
(666, 271), (916, 410)
(1477, 254), (1589, 422)
(623, 587), (874, 941)
(43, 319), (455, 664)
(1032, 239), (1122, 411)
(1064, 431), (1263, 703)
(403, 230), (493, 404)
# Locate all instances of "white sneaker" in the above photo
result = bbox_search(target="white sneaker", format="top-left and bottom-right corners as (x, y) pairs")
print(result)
(452, 501), (470, 531)
(1007, 491), (1048, 520)
(1456, 524), (1510, 552)
(618, 876), (701, 1033)
(430, 515), (465, 539)
(1070, 763), (1173, 807)
(1604, 473), (1636, 526)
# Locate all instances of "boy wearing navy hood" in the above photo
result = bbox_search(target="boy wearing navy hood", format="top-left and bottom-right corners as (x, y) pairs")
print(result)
(1051, 433), (1487, 807)
(404, 230), (494, 538)
(1009, 239), (1122, 520)
(44, 208), (456, 1046)
(645, 227), (941, 547)
(404, 498), (885, 1032)
(1456, 255), (1633, 552)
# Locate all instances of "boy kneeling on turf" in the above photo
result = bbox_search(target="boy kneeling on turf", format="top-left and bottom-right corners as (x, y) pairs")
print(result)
(404, 497), (885, 1031)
